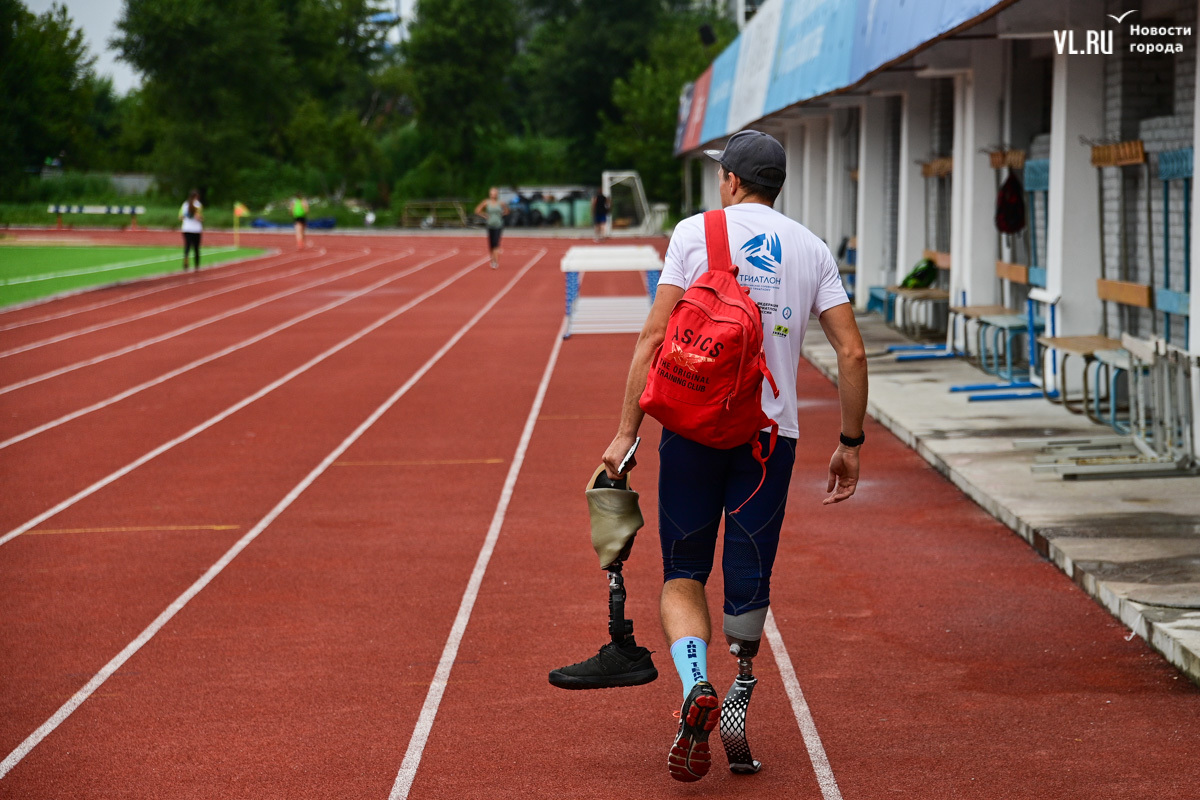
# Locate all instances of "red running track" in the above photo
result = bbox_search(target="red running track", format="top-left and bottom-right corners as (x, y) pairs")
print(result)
(1, 231), (1197, 799)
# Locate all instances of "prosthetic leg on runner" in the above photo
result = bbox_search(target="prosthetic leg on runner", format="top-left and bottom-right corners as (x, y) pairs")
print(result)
(548, 466), (658, 690)
(720, 610), (767, 773)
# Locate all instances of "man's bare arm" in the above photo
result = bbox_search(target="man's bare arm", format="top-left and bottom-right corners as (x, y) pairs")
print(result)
(601, 284), (684, 477)
(817, 302), (868, 503)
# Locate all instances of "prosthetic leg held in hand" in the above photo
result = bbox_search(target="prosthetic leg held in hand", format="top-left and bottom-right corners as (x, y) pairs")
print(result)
(547, 465), (658, 690)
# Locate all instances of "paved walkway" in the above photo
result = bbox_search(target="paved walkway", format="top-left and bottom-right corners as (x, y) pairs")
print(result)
(802, 313), (1200, 685)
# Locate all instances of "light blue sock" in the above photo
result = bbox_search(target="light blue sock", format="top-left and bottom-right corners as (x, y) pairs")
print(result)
(670, 637), (708, 696)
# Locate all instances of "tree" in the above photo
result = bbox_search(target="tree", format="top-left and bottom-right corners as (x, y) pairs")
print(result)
(600, 10), (734, 210)
(513, 0), (664, 179)
(113, 0), (393, 199)
(403, 0), (517, 160)
(0, 0), (97, 185)
(114, 0), (297, 197)
(279, 0), (393, 118)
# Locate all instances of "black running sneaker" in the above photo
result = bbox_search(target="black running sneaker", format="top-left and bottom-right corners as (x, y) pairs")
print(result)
(668, 680), (720, 782)
(548, 641), (658, 690)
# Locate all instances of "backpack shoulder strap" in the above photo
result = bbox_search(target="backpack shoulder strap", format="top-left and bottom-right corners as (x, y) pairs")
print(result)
(702, 209), (735, 275)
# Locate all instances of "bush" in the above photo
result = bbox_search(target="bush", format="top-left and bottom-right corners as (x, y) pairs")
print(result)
(231, 162), (326, 208)
(388, 131), (577, 214)
(9, 172), (139, 203)
(479, 135), (574, 188)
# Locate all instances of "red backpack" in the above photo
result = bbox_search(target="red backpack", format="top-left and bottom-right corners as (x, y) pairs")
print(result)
(640, 210), (779, 510)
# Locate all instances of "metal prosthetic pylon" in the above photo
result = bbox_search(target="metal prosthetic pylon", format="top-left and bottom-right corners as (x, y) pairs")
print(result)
(606, 559), (634, 644)
(720, 642), (763, 774)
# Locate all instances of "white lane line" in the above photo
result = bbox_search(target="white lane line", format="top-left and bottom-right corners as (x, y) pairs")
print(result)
(0, 250), (454, 450)
(0, 248), (305, 332)
(0, 249), (503, 549)
(0, 247), (377, 359)
(0, 249), (395, 396)
(0, 249), (546, 781)
(765, 610), (844, 800)
(0, 248), (237, 285)
(389, 318), (565, 800)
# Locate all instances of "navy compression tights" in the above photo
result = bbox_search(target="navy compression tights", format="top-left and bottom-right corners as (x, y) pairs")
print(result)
(657, 428), (797, 616)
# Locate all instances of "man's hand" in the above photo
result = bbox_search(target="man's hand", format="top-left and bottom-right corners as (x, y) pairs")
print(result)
(603, 432), (639, 479)
(824, 444), (860, 504)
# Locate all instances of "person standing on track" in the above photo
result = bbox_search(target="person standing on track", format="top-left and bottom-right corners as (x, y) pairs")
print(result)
(591, 190), (609, 241)
(179, 189), (203, 271)
(293, 194), (310, 250)
(474, 187), (508, 269)
(600, 130), (869, 782)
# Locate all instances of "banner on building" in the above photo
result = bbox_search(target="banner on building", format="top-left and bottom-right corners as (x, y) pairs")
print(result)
(679, 66), (713, 154)
(698, 37), (741, 148)
(676, 0), (1006, 154)
(674, 81), (695, 155)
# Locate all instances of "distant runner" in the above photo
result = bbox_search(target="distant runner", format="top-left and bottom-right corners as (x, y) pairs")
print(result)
(591, 191), (609, 241)
(293, 195), (309, 250)
(179, 190), (203, 271)
(474, 187), (509, 269)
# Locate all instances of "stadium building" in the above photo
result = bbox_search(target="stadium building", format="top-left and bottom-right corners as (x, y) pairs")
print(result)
(678, 0), (1199, 464)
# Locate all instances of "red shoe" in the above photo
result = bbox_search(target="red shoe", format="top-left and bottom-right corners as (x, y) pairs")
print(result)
(668, 681), (719, 782)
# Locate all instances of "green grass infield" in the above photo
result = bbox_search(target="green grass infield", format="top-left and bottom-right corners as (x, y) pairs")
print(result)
(0, 244), (266, 308)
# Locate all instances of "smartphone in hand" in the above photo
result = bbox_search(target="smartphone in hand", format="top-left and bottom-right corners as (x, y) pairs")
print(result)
(618, 436), (641, 475)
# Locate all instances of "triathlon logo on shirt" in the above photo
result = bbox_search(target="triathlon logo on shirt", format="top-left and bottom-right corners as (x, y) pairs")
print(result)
(739, 233), (783, 274)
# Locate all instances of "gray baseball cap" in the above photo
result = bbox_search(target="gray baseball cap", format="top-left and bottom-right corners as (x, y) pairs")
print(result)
(704, 130), (786, 188)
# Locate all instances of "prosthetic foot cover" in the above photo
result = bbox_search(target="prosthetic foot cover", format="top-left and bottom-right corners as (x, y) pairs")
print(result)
(720, 676), (762, 773)
(585, 465), (644, 569)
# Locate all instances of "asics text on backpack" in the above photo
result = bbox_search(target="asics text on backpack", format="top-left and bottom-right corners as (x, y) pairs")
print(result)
(639, 210), (779, 510)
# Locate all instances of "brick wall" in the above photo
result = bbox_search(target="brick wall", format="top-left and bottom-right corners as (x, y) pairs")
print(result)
(1103, 0), (1194, 342)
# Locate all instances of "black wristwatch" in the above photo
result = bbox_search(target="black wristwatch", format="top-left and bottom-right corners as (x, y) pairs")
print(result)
(839, 431), (865, 447)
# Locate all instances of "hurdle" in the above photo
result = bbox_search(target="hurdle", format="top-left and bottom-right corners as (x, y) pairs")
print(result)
(560, 245), (662, 339)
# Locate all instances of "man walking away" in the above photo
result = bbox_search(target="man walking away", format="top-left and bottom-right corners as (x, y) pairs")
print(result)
(601, 130), (868, 782)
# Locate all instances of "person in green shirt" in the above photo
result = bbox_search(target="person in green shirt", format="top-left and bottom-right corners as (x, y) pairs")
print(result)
(293, 195), (310, 249)
(474, 187), (509, 269)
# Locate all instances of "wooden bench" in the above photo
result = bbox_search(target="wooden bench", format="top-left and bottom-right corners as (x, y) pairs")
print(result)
(958, 157), (1049, 391)
(1034, 333), (1122, 414)
(888, 286), (950, 339)
(1020, 333), (1198, 478)
(949, 261), (1030, 365)
(886, 249), (951, 339)
(1027, 144), (1155, 421)
(400, 200), (470, 228)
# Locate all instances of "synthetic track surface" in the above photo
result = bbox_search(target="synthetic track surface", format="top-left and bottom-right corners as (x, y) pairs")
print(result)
(1, 230), (1197, 799)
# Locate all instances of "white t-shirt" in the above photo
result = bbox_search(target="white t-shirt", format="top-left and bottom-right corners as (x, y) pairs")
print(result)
(180, 201), (203, 234)
(658, 203), (848, 438)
